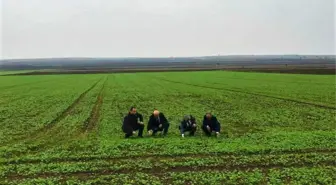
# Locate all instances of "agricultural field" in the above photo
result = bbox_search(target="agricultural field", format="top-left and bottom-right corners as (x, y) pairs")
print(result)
(0, 71), (335, 184)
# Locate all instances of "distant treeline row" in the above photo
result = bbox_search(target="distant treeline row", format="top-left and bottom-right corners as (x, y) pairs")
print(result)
(0, 56), (335, 70)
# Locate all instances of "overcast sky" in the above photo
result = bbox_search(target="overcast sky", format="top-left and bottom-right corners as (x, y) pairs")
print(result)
(1, 0), (335, 59)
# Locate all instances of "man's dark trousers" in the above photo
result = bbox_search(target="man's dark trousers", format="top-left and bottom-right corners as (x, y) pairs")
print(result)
(180, 126), (196, 136)
(152, 123), (170, 135)
(124, 124), (144, 138)
(202, 124), (220, 136)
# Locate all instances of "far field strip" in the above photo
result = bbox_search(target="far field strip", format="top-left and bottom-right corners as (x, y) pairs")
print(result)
(0, 77), (71, 105)
(159, 78), (335, 110)
(0, 79), (57, 91)
(214, 75), (333, 86)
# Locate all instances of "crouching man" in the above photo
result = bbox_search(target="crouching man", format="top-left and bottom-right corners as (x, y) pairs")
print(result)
(147, 110), (170, 136)
(179, 115), (197, 137)
(122, 107), (144, 138)
(202, 112), (221, 137)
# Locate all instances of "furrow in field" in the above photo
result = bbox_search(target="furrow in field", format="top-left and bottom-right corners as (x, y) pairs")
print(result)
(82, 77), (107, 133)
(159, 78), (335, 110)
(3, 148), (335, 165)
(5, 161), (334, 181)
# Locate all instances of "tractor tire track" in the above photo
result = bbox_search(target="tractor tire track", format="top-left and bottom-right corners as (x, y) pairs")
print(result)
(5, 161), (335, 181)
(82, 77), (107, 133)
(159, 78), (336, 110)
(16, 77), (106, 155)
(6, 78), (103, 145)
(3, 148), (335, 165)
(43, 78), (102, 131)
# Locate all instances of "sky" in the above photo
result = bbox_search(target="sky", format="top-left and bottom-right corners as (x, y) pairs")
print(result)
(1, 0), (335, 59)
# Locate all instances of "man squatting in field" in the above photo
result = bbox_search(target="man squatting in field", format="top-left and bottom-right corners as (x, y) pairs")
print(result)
(202, 112), (221, 137)
(147, 110), (170, 136)
(179, 115), (197, 137)
(122, 107), (144, 138)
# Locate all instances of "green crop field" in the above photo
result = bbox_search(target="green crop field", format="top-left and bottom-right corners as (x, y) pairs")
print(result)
(0, 71), (335, 184)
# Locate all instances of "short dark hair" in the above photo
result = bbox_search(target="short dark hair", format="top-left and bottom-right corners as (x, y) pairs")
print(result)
(130, 106), (136, 111)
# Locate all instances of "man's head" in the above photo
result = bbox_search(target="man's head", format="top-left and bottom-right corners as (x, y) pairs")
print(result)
(129, 107), (137, 115)
(184, 115), (190, 121)
(153, 110), (160, 117)
(206, 112), (212, 119)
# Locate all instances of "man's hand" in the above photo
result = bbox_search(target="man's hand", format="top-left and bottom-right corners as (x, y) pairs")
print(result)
(159, 124), (162, 128)
(148, 130), (153, 136)
(206, 125), (211, 131)
(192, 124), (197, 127)
(138, 122), (144, 125)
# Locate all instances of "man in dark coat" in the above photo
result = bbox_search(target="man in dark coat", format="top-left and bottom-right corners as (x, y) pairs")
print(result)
(122, 107), (144, 138)
(202, 112), (221, 137)
(147, 110), (170, 136)
(179, 115), (197, 137)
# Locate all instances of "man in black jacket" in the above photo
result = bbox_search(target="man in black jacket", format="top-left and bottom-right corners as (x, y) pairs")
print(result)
(202, 112), (221, 137)
(122, 107), (144, 138)
(179, 115), (197, 137)
(147, 110), (170, 136)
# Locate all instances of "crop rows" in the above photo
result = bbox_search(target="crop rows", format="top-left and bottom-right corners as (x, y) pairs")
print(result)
(0, 71), (335, 184)
(2, 151), (335, 183)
